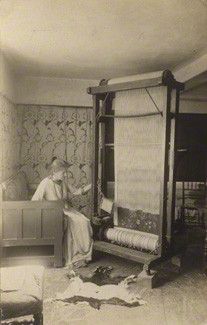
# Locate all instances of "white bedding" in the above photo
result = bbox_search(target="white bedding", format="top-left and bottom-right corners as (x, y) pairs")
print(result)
(1, 265), (44, 300)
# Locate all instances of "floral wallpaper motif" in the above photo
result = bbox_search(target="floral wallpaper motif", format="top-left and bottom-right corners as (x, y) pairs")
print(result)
(18, 105), (93, 216)
(0, 95), (23, 182)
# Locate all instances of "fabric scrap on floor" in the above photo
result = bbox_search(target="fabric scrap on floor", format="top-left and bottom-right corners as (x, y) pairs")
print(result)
(52, 271), (146, 310)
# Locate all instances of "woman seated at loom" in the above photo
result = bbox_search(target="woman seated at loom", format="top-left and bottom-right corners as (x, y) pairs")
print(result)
(32, 157), (93, 267)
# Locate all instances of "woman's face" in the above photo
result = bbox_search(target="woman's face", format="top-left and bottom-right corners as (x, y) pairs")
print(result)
(52, 169), (66, 181)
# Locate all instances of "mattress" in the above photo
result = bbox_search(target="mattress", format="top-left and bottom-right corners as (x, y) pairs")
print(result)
(0, 265), (44, 320)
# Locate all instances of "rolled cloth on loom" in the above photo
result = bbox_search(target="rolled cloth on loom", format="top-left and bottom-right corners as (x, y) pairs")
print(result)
(105, 227), (159, 253)
(108, 70), (163, 85)
(114, 86), (167, 217)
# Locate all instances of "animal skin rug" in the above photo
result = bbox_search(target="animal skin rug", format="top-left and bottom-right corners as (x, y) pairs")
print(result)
(52, 267), (146, 310)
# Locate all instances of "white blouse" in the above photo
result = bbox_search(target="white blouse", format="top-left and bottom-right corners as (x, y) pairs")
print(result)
(31, 177), (68, 201)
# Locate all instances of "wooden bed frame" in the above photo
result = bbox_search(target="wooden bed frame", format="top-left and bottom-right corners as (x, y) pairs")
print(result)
(1, 199), (64, 267)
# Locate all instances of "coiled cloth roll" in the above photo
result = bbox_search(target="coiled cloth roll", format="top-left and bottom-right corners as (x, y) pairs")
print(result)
(105, 227), (159, 254)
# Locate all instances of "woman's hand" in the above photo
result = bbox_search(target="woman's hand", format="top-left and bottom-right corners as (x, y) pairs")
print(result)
(82, 184), (91, 195)
(68, 183), (91, 196)
(64, 200), (71, 209)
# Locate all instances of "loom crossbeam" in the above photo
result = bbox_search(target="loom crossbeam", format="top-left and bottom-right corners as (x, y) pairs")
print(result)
(87, 70), (184, 95)
(97, 111), (162, 122)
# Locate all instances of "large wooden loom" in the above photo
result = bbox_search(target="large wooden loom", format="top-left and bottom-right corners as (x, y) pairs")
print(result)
(88, 70), (185, 274)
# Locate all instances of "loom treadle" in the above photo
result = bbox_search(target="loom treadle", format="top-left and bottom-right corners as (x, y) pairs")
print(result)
(93, 241), (159, 265)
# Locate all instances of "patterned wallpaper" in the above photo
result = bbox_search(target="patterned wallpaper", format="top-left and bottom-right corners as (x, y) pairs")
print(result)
(18, 104), (93, 215)
(0, 95), (23, 182)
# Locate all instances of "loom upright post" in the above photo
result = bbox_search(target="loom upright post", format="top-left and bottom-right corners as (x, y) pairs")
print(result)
(100, 93), (115, 196)
(100, 94), (107, 195)
(92, 95), (100, 216)
(158, 85), (172, 257)
(167, 89), (180, 250)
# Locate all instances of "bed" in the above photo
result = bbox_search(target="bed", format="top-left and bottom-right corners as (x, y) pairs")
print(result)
(0, 265), (44, 325)
(0, 170), (64, 267)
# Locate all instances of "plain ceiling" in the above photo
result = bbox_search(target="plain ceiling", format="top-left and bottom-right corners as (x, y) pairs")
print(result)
(0, 0), (207, 79)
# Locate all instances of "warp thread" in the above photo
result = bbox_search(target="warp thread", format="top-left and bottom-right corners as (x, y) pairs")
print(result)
(114, 87), (166, 215)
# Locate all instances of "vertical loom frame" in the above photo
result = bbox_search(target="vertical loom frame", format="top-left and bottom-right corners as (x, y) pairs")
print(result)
(158, 85), (172, 257)
(158, 87), (180, 256)
(91, 95), (100, 216)
(88, 70), (184, 263)
(166, 89), (180, 251)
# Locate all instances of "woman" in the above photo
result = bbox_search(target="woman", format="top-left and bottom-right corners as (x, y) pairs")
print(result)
(32, 157), (93, 267)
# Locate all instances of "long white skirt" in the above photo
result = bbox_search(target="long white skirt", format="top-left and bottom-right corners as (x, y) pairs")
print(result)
(63, 207), (93, 267)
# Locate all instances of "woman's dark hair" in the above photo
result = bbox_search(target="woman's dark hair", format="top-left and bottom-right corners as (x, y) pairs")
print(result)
(49, 157), (69, 170)
(51, 156), (57, 163)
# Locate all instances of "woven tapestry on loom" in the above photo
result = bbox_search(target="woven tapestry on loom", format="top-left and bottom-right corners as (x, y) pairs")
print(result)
(113, 87), (167, 232)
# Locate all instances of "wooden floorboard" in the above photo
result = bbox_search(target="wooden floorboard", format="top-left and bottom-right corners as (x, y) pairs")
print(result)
(43, 254), (207, 325)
